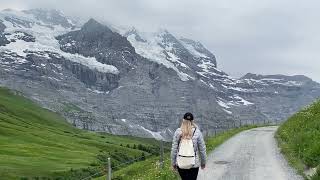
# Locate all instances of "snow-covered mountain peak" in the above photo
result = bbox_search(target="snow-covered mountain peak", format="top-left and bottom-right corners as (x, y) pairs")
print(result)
(154, 28), (171, 37)
(78, 18), (116, 39)
(123, 26), (223, 83)
(179, 37), (216, 65)
(1, 8), (28, 17)
(0, 8), (76, 29)
(0, 11), (118, 74)
(125, 28), (193, 81)
(23, 8), (75, 28)
(123, 27), (146, 42)
(82, 18), (109, 31)
(240, 73), (316, 87)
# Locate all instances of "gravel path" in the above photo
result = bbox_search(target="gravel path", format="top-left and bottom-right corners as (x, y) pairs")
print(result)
(197, 126), (303, 180)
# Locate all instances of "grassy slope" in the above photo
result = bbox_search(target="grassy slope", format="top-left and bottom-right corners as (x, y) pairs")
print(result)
(95, 125), (257, 180)
(276, 100), (320, 180)
(0, 87), (160, 179)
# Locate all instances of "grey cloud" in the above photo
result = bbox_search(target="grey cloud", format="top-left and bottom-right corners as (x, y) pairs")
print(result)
(1, 0), (319, 82)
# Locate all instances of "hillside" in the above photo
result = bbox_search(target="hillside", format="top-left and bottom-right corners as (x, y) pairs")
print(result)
(0, 87), (162, 179)
(276, 100), (320, 179)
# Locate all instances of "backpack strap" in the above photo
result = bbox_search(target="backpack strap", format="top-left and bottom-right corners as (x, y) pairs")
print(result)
(192, 128), (197, 156)
(192, 128), (197, 137)
(178, 134), (182, 147)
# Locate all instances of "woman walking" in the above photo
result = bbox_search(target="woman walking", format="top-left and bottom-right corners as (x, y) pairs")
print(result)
(171, 112), (207, 180)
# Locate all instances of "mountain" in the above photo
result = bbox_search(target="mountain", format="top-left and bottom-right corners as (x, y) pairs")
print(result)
(239, 73), (320, 121)
(0, 9), (319, 139)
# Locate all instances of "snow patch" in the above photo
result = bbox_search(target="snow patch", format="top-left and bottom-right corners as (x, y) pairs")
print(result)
(127, 32), (192, 81)
(233, 95), (254, 106)
(217, 100), (230, 109)
(138, 125), (163, 140)
(223, 109), (232, 114)
(221, 84), (256, 92)
(179, 40), (208, 58)
(261, 78), (283, 81)
(286, 81), (303, 86)
(197, 60), (216, 73)
(87, 88), (109, 94)
(251, 78), (303, 86)
(0, 11), (119, 74)
(47, 76), (61, 82)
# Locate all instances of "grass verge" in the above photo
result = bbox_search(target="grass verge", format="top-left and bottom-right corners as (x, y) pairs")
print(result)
(276, 100), (320, 180)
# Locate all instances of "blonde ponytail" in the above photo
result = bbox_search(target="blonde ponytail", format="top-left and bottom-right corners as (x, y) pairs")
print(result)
(180, 119), (196, 139)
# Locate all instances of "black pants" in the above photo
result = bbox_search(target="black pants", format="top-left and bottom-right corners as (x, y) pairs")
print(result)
(177, 167), (199, 180)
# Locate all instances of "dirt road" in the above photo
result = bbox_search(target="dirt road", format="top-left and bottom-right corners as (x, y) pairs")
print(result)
(198, 126), (303, 180)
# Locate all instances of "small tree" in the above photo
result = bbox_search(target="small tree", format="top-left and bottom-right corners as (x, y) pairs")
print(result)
(141, 152), (145, 160)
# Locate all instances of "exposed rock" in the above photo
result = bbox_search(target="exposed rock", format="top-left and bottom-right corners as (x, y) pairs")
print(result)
(4, 16), (34, 28)
(56, 18), (136, 75)
(6, 31), (36, 42)
(0, 20), (9, 46)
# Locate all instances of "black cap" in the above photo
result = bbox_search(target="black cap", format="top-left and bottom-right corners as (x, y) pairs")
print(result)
(184, 112), (194, 121)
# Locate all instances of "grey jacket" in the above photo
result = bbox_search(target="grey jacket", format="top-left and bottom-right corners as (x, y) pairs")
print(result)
(171, 127), (207, 168)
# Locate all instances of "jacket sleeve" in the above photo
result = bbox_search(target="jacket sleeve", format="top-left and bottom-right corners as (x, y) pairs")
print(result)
(171, 129), (181, 166)
(197, 130), (207, 166)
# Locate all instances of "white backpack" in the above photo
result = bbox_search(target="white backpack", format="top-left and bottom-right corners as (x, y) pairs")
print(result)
(177, 128), (196, 169)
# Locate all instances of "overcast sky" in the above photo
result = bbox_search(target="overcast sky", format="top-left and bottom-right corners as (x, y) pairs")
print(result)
(1, 0), (320, 82)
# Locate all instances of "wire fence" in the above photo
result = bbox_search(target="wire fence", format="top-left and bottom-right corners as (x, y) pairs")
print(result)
(80, 119), (279, 180)
(112, 153), (155, 169)
(80, 170), (105, 180)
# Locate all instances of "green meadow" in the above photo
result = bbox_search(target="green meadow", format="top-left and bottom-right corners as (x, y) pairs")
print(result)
(0, 87), (162, 179)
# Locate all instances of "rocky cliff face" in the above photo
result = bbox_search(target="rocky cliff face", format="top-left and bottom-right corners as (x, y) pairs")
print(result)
(0, 9), (319, 139)
(239, 73), (320, 121)
(0, 20), (10, 46)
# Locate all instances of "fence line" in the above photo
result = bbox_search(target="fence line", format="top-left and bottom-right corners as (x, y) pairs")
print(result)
(112, 153), (155, 169)
(80, 150), (158, 180)
(80, 170), (105, 180)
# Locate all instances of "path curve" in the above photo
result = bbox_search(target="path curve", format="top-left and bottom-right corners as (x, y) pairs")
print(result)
(198, 126), (303, 180)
